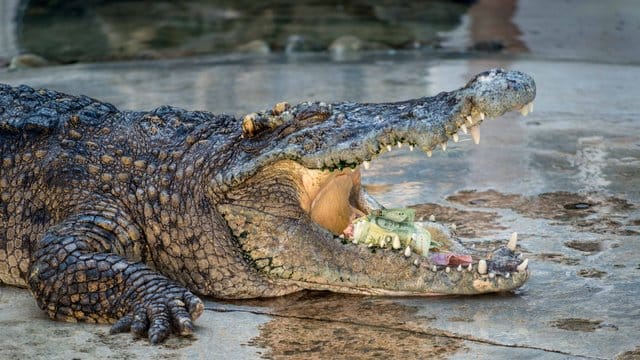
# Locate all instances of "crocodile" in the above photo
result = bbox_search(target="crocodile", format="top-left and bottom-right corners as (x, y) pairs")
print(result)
(0, 68), (535, 344)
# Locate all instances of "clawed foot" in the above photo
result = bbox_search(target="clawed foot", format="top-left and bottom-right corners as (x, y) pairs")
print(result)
(110, 286), (204, 344)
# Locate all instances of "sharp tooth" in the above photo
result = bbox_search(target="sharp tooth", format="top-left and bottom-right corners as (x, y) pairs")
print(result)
(445, 266), (451, 273)
(460, 124), (468, 134)
(379, 237), (387, 248)
(426, 150), (432, 157)
(386, 145), (392, 152)
(489, 272), (496, 279)
(528, 102), (534, 113)
(363, 161), (370, 170)
(457, 265), (462, 272)
(519, 105), (529, 116)
(467, 264), (473, 272)
(478, 260), (488, 274)
(517, 258), (529, 272)
(404, 246), (412, 257)
(452, 133), (459, 143)
(432, 265), (437, 272)
(480, 112), (485, 120)
(450, 223), (457, 231)
(409, 145), (414, 151)
(413, 259), (420, 267)
(470, 126), (480, 145)
(397, 142), (402, 149)
(505, 273), (511, 278)
(352, 239), (358, 244)
(507, 232), (518, 251)
(428, 215), (436, 222)
(441, 143), (447, 151)
(392, 234), (401, 249)
(466, 115), (473, 125)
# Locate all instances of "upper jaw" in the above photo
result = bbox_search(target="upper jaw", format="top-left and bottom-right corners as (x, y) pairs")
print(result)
(293, 68), (536, 171)
(226, 69), (535, 187)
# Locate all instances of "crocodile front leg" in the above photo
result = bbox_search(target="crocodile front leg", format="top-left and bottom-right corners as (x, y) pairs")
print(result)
(27, 205), (204, 344)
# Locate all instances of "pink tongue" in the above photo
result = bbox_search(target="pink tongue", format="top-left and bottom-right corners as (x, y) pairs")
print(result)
(431, 253), (473, 266)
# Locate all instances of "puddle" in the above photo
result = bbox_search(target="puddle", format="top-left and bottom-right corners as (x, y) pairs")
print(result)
(447, 190), (638, 236)
(564, 240), (602, 253)
(535, 253), (580, 266)
(233, 292), (465, 359)
(577, 268), (607, 279)
(617, 347), (640, 360)
(549, 318), (603, 332)
(410, 203), (504, 238)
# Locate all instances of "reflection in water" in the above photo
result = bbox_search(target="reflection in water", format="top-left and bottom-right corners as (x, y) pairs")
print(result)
(467, 0), (527, 52)
(18, 0), (473, 63)
(226, 292), (464, 359)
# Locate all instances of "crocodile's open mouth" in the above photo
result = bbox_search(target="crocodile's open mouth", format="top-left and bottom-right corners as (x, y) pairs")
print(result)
(299, 101), (535, 281)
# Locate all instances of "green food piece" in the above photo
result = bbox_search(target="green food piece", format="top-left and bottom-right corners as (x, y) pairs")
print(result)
(371, 208), (415, 223)
(352, 208), (433, 255)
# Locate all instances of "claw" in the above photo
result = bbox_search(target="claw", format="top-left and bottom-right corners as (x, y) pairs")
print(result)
(110, 314), (133, 334)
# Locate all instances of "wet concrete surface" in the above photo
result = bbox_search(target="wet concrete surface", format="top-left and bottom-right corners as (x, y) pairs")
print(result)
(2, 0), (640, 359)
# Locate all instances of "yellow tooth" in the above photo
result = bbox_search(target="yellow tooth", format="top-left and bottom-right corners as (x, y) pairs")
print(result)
(517, 258), (529, 272)
(466, 115), (473, 125)
(470, 126), (480, 145)
(452, 133), (459, 143)
(392, 234), (402, 249)
(519, 104), (530, 116)
(428, 215), (436, 222)
(507, 232), (518, 251)
(386, 145), (392, 152)
(460, 124), (468, 134)
(478, 260), (488, 274)
(426, 150), (432, 157)
(404, 246), (412, 257)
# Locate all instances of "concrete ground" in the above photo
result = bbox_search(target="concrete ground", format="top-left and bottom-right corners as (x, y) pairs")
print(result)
(1, 0), (639, 359)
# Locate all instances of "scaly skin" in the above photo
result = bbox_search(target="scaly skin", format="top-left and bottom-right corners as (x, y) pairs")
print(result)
(0, 69), (536, 343)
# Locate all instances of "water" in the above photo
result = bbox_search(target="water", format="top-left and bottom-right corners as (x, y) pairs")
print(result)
(17, 0), (472, 63)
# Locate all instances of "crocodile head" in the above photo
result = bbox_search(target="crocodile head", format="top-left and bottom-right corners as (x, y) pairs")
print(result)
(217, 69), (535, 297)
